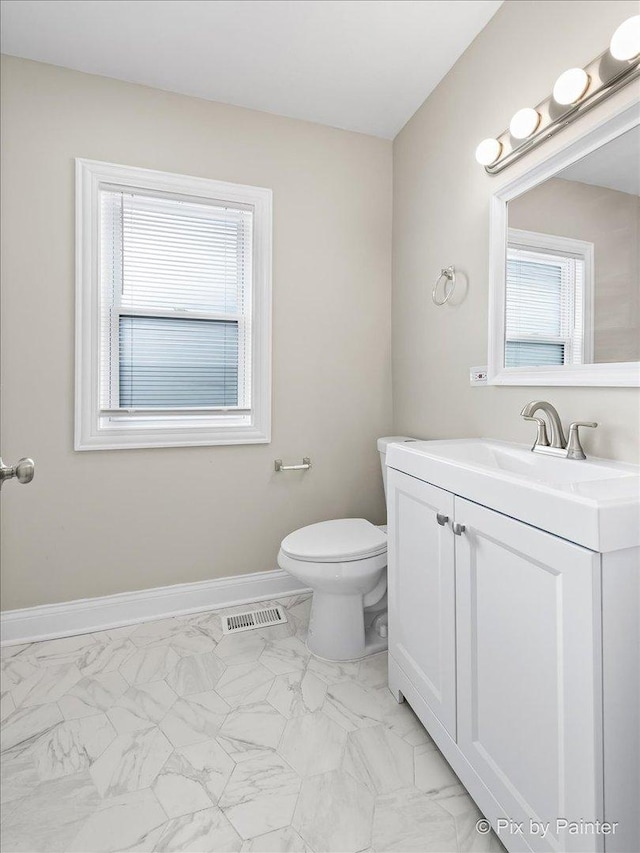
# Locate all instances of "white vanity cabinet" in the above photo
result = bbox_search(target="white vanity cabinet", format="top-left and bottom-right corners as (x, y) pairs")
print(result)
(455, 498), (602, 853)
(385, 441), (640, 853)
(386, 470), (456, 737)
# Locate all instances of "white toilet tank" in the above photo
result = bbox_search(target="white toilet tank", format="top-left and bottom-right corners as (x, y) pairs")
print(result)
(377, 436), (416, 499)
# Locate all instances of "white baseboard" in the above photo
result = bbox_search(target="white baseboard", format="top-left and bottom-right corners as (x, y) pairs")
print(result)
(0, 570), (310, 646)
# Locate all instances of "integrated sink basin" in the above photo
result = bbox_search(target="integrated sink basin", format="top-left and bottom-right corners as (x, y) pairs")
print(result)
(421, 439), (637, 485)
(387, 438), (640, 551)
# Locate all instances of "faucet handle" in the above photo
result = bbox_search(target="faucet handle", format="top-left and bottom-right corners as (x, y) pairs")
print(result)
(523, 415), (550, 448)
(567, 422), (598, 460)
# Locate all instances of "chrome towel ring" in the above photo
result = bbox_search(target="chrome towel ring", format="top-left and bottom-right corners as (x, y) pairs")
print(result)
(432, 266), (456, 306)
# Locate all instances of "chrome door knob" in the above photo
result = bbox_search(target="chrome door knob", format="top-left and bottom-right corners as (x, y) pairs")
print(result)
(0, 457), (35, 489)
(15, 458), (35, 484)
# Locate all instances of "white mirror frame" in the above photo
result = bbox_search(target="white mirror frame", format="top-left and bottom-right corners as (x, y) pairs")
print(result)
(488, 101), (640, 386)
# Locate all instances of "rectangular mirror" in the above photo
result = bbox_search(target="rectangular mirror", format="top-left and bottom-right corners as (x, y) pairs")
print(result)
(488, 103), (640, 386)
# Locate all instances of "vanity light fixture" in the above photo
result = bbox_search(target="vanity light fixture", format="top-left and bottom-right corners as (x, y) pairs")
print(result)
(476, 15), (640, 174)
(610, 15), (640, 62)
(552, 68), (590, 105)
(509, 107), (541, 139)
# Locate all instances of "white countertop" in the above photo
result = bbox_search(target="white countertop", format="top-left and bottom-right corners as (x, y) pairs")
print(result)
(387, 438), (640, 552)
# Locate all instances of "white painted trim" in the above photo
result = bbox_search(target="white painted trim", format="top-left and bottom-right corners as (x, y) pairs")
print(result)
(0, 570), (309, 646)
(488, 101), (640, 387)
(75, 159), (272, 449)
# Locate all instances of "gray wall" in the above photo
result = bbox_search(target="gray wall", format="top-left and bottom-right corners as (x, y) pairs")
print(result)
(0, 56), (393, 610)
(392, 0), (640, 464)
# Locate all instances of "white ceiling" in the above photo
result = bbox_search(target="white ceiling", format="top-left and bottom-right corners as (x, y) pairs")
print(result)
(559, 127), (640, 196)
(0, 0), (502, 139)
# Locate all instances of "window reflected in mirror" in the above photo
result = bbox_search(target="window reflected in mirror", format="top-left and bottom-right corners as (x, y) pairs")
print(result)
(506, 230), (591, 367)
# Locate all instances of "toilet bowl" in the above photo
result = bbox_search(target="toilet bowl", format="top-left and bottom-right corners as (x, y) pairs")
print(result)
(277, 436), (414, 661)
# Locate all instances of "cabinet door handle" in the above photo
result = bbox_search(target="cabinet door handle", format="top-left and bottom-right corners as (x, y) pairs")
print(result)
(452, 522), (466, 536)
(436, 513), (449, 526)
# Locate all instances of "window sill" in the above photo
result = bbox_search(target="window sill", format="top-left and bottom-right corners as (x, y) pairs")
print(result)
(74, 420), (270, 451)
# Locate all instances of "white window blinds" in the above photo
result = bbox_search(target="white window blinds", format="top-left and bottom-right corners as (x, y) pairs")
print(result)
(505, 246), (585, 368)
(100, 190), (253, 412)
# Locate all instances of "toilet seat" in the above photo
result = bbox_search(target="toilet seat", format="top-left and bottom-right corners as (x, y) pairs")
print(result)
(280, 518), (387, 563)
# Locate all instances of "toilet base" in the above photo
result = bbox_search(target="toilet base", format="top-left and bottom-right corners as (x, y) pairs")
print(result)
(307, 630), (387, 663)
(306, 591), (388, 661)
(362, 624), (388, 657)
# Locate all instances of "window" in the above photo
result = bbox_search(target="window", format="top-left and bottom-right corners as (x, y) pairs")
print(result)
(76, 160), (271, 449)
(505, 229), (593, 369)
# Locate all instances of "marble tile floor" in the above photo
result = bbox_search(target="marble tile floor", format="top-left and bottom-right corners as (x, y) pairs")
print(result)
(0, 594), (504, 853)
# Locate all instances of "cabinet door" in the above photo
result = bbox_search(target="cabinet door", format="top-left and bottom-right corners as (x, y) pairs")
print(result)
(387, 469), (456, 737)
(455, 497), (603, 853)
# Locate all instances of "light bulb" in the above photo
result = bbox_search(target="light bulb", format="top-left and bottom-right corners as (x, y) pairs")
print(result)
(475, 138), (502, 166)
(610, 16), (640, 61)
(552, 68), (590, 105)
(509, 108), (541, 139)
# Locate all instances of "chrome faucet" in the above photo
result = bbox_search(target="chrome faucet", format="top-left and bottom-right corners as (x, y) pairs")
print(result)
(520, 401), (597, 460)
(521, 400), (566, 449)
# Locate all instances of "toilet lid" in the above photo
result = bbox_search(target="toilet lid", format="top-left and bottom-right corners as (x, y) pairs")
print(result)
(280, 518), (387, 563)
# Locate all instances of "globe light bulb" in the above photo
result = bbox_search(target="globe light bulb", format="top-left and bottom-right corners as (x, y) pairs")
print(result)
(552, 68), (590, 105)
(475, 138), (502, 166)
(509, 108), (541, 140)
(610, 16), (640, 61)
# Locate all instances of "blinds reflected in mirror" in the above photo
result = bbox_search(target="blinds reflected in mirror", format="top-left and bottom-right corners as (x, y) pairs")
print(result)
(505, 243), (587, 368)
(505, 340), (565, 367)
(100, 189), (252, 412)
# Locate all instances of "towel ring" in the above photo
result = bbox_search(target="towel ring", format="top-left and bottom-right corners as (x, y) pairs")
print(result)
(432, 266), (456, 306)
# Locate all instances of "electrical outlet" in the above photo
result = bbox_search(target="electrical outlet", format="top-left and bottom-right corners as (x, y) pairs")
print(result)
(470, 366), (488, 386)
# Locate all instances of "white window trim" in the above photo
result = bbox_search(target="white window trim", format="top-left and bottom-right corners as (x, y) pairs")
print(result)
(75, 159), (272, 450)
(506, 228), (595, 365)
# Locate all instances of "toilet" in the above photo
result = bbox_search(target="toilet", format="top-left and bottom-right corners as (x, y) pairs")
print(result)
(277, 436), (414, 661)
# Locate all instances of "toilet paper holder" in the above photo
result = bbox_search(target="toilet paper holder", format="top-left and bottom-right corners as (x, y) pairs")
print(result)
(275, 457), (312, 472)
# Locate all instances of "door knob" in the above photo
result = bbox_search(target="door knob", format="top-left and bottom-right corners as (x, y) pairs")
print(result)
(0, 457), (35, 490)
(452, 522), (466, 536)
(436, 513), (449, 526)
